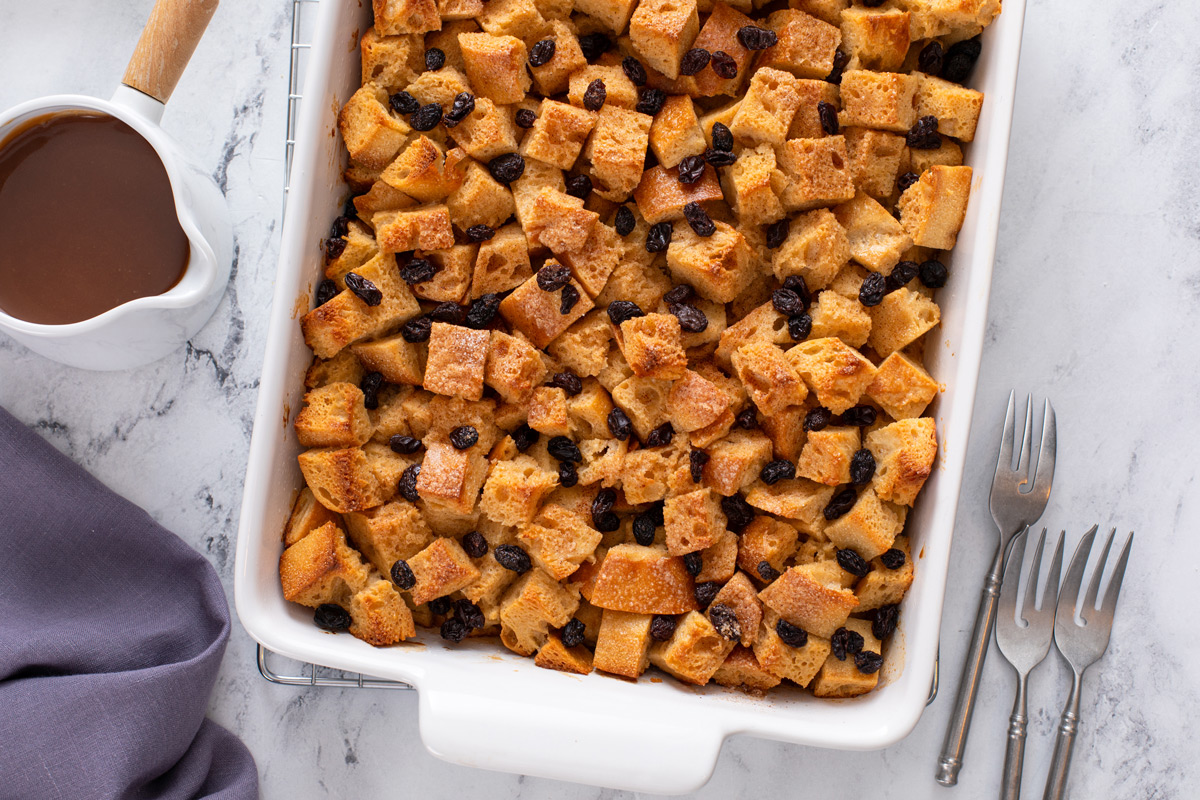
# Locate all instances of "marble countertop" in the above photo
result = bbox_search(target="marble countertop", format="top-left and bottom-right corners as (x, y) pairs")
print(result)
(2, 1), (1197, 797)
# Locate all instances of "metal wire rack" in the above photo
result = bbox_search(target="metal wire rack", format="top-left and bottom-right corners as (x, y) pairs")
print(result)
(261, 0), (938, 706)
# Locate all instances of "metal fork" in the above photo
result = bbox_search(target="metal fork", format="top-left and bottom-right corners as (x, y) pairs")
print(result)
(995, 528), (1064, 800)
(936, 393), (1056, 786)
(1042, 526), (1134, 800)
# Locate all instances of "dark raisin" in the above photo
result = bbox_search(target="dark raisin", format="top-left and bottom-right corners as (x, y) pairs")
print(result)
(837, 547), (871, 578)
(782, 275), (811, 307)
(512, 424), (539, 451)
(920, 259), (949, 288)
(429, 301), (465, 324)
(428, 596), (452, 616)
(859, 271), (888, 306)
(645, 221), (672, 252)
(760, 459), (796, 486)
(840, 405), (877, 427)
(465, 225), (496, 245)
(689, 449), (710, 483)
(710, 50), (737, 79)
(695, 581), (721, 609)
(549, 371), (583, 396)
(440, 617), (469, 642)
(313, 604), (351, 632)
(757, 560), (781, 582)
(703, 147), (737, 167)
(670, 302), (709, 333)
(736, 25), (777, 50)
(664, 284), (693, 304)
(804, 407), (832, 431)
(557, 460), (579, 488)
(683, 202), (715, 237)
(359, 371), (384, 410)
(583, 79), (607, 111)
(465, 293), (502, 329)
(710, 121), (734, 153)
(343, 272), (383, 306)
(635, 88), (666, 116)
(873, 604), (899, 640)
(736, 406), (758, 429)
(855, 650), (884, 674)
(594, 511), (620, 532)
(537, 263), (571, 292)
(824, 486), (857, 521)
(850, 448), (876, 485)
(918, 40), (945, 75)
(606, 408), (633, 441)
(400, 257), (438, 284)
(633, 512), (657, 546)
(449, 425), (479, 450)
(343, 198), (359, 218)
(709, 603), (742, 641)
(861, 0), (886, 5)
(515, 108), (537, 128)
(548, 435), (583, 463)
(766, 219), (789, 249)
(578, 32), (613, 62)
(831, 627), (865, 661)
(772, 287), (803, 315)
(462, 531), (488, 558)
(561, 618), (586, 648)
(425, 47), (446, 71)
(389, 91), (420, 115)
(677, 155), (707, 185)
(650, 615), (677, 641)
(401, 316), (432, 343)
(456, 599), (485, 630)
(647, 501), (666, 526)
(897, 171), (920, 194)
(887, 260), (919, 292)
(399, 465), (421, 502)
(560, 284), (581, 314)
(390, 434), (421, 455)
(494, 544), (532, 574)
(443, 92), (475, 128)
(328, 214), (351, 238)
(776, 618), (808, 648)
(410, 103), (443, 132)
(942, 37), (982, 84)
(788, 313), (812, 341)
(315, 279), (338, 307)
(529, 38), (556, 67)
(324, 237), (347, 261)
(817, 100), (840, 135)
(607, 299), (645, 325)
(880, 548), (906, 570)
(828, 49), (850, 84)
(645, 422), (675, 448)
(907, 115), (942, 150)
(614, 206), (636, 236)
(682, 552), (703, 577)
(390, 559), (416, 589)
(592, 487), (616, 517)
(622, 56), (648, 86)
(565, 174), (593, 199)
(679, 47), (711, 76)
(488, 153), (526, 184)
(721, 493), (755, 533)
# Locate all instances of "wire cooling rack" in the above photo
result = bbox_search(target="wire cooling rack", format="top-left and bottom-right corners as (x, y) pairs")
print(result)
(260, 0), (938, 706)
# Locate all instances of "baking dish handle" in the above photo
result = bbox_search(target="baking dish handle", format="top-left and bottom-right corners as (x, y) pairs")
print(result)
(419, 685), (726, 793)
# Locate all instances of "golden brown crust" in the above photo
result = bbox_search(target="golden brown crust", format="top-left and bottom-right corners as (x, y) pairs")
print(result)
(590, 544), (699, 614)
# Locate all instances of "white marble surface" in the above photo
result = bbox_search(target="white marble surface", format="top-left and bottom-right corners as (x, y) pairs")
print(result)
(2, 1), (1198, 797)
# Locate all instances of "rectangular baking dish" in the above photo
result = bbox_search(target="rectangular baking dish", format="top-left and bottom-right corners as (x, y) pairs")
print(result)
(234, 1), (1027, 792)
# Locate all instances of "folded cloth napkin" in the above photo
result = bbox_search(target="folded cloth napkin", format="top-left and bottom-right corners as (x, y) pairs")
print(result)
(0, 406), (258, 800)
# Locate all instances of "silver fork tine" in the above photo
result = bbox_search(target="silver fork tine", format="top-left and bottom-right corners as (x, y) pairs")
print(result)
(1056, 525), (1097, 618)
(1100, 533), (1134, 617)
(1030, 402), (1056, 502)
(1021, 529), (1046, 618)
(1015, 394), (1033, 477)
(1040, 532), (1065, 615)
(996, 390), (1017, 473)
(1080, 529), (1115, 615)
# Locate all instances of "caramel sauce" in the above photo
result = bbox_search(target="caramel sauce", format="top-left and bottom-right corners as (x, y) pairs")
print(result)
(0, 112), (189, 325)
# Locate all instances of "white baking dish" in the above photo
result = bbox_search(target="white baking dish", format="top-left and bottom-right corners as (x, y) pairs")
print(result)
(234, 1), (1027, 792)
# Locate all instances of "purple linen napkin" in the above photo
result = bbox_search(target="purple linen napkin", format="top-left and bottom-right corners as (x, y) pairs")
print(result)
(0, 406), (258, 800)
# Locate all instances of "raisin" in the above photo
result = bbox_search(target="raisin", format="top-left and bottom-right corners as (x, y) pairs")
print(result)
(314, 279), (338, 307)
(709, 603), (742, 641)
(594, 511), (620, 532)
(664, 284), (693, 304)
(920, 259), (948, 288)
(583, 79), (607, 111)
(456, 599), (485, 630)
(561, 618), (586, 648)
(324, 237), (347, 261)
(850, 448), (876, 485)
(462, 531), (488, 559)
(558, 460), (578, 488)
(679, 47), (711, 76)
(314, 603), (351, 631)
(400, 257), (438, 284)
(465, 293), (501, 329)
(401, 316), (432, 343)
(529, 38), (556, 67)
(443, 92), (475, 128)
(424, 47), (445, 70)
(887, 260), (919, 292)
(828, 49), (850, 84)
(578, 32), (613, 62)
(515, 108), (537, 128)
(537, 263), (571, 292)
(607, 299), (645, 325)
(735, 406), (758, 429)
(670, 302), (708, 333)
(840, 405), (877, 427)
(782, 275), (811, 307)
(918, 40), (945, 75)
(390, 559), (416, 590)
(677, 155), (707, 185)
(776, 618), (808, 648)
(831, 627), (864, 661)
(622, 56), (648, 86)
(399, 465), (421, 502)
(488, 153), (526, 184)
(695, 581), (721, 609)
(703, 147), (737, 167)
(683, 202), (715, 236)
(549, 371), (583, 396)
(410, 103), (443, 132)
(449, 425), (479, 450)
(645, 221), (672, 252)
(817, 100), (839, 135)
(689, 449), (710, 483)
(736, 25), (777, 50)
(429, 301), (465, 324)
(804, 406), (832, 431)
(757, 560), (780, 582)
(772, 288), (804, 315)
(859, 271), (888, 306)
(592, 487), (617, 517)
(907, 115), (942, 150)
(560, 284), (581, 314)
(635, 88), (666, 115)
(428, 596), (452, 616)
(861, 0), (885, 5)
(650, 615), (677, 641)
(607, 407), (633, 441)
(565, 174), (593, 200)
(328, 214), (350, 238)
(873, 604), (899, 640)
(548, 435), (583, 463)
(760, 459), (796, 485)
(837, 547), (871, 578)
(633, 512), (657, 545)
(721, 493), (755, 533)
(710, 50), (737, 79)
(766, 219), (789, 249)
(512, 424), (539, 452)
(880, 548), (906, 570)
(390, 434), (421, 455)
(465, 224), (495, 242)
(389, 91), (419, 115)
(614, 206), (636, 236)
(683, 552), (703, 577)
(359, 371), (384, 410)
(343, 198), (359, 218)
(494, 544), (532, 574)
(897, 171), (920, 194)
(645, 422), (675, 448)
(710, 121), (734, 153)
(647, 502), (666, 527)
(824, 486), (857, 521)
(942, 37), (982, 84)
(344, 272), (382, 306)
(855, 651), (884, 674)
(440, 617), (469, 642)
(788, 313), (812, 341)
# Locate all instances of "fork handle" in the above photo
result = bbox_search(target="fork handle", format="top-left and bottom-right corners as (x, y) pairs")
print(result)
(1000, 673), (1029, 800)
(1043, 673), (1082, 800)
(936, 542), (1004, 786)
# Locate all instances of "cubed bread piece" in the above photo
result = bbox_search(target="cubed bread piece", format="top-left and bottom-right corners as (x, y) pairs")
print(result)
(914, 71), (983, 142)
(649, 95), (707, 169)
(695, 529), (739, 583)
(593, 609), (654, 677)
(521, 191), (597, 254)
(478, 0), (547, 38)
(324, 220), (379, 286)
(758, 9), (841, 79)
(714, 300), (791, 367)
(833, 190), (913, 274)
(338, 85), (411, 170)
(702, 429), (773, 496)
(576, 437), (629, 487)
(306, 351), (368, 391)
(667, 369), (730, 432)
(567, 65), (639, 111)
(381, 136), (456, 203)
(590, 544), (698, 613)
(280, 521), (371, 607)
(773, 136), (856, 212)
(528, 386), (572, 436)
(362, 441), (417, 499)
(721, 144), (785, 226)
(499, 272), (595, 348)
(790, 0), (847, 25)
(360, 28), (426, 91)
(348, 578), (416, 645)
(534, 634), (594, 674)
(294, 382), (373, 448)
(629, 0), (699, 80)
(808, 289), (872, 348)
(404, 65), (473, 107)
(838, 69), (919, 132)
(844, 127), (906, 200)
(423, 322), (490, 400)
(867, 286), (940, 357)
(840, 7), (910, 72)
(618, 313), (688, 380)
(520, 100), (597, 170)
(373, 0), (441, 34)
(824, 486), (897, 559)
(447, 160), (517, 231)
(499, 568), (581, 655)
(711, 572), (763, 647)
(301, 253), (422, 359)
(687, 3), (756, 96)
(731, 341), (808, 418)
(758, 561), (859, 638)
(728, 68), (805, 147)
(825, 261), (871, 300)
(665, 220), (756, 303)
(678, 298), (727, 350)
(758, 404), (810, 462)
(413, 244), (475, 304)
(898, 164), (973, 249)
(796, 426), (859, 486)
(745, 478), (834, 536)
(283, 487), (341, 547)
(713, 646), (783, 692)
(479, 455), (560, 526)
(909, 136), (964, 174)
(459, 32), (531, 104)
(753, 609), (831, 687)
(373, 204), (456, 252)
(437, 0), (483, 23)
(448, 98), (519, 162)
(867, 351), (938, 419)
(557, 222), (623, 298)
(567, 379), (617, 439)
(344, 499), (434, 573)
(416, 441), (488, 514)
(611, 376), (672, 441)
(856, 533), (913, 610)
(548, 310), (613, 377)
(649, 610), (736, 685)
(633, 163), (724, 225)
(596, 256), (673, 313)
(512, 157), (565, 230)
(663, 488), (727, 555)
(472, 222), (533, 298)
(528, 20), (587, 96)
(298, 447), (386, 513)
(353, 178), (416, 218)
(424, 395), (501, 451)
(483, 330), (547, 403)
(518, 504), (604, 580)
(786, 337), (877, 414)
(787, 79), (842, 139)
(584, 106), (654, 201)
(811, 617), (881, 697)
(736, 516), (799, 580)
(462, 546), (520, 608)
(866, 417), (937, 505)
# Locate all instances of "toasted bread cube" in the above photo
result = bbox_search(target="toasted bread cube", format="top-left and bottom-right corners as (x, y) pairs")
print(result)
(611, 376), (672, 441)
(702, 429), (773, 496)
(483, 330), (547, 404)
(752, 609), (831, 686)
(568, 65), (639, 111)
(693, 527), (738, 582)
(479, 456), (559, 526)
(593, 609), (654, 677)
(343, 499), (434, 574)
(745, 478), (834, 536)
(790, 0), (848, 26)
(472, 222), (533, 298)
(526, 19), (586, 95)
(758, 9), (841, 80)
(363, 440), (419, 499)
(773, 136), (856, 212)
(796, 426), (859, 486)
(629, 0), (699, 80)
(373, 204), (456, 252)
(787, 79), (842, 140)
(353, 178), (416, 218)
(867, 351), (938, 420)
(408, 536), (481, 605)
(499, 568), (581, 655)
(838, 70), (919, 132)
(728, 68), (805, 147)
(577, 437), (629, 488)
(512, 157), (565, 231)
(567, 379), (616, 439)
(381, 136), (455, 203)
(711, 572), (763, 647)
(323, 220), (379, 287)
(360, 28), (426, 91)
(665, 220), (756, 303)
(294, 382), (373, 448)
(619, 445), (683, 504)
(459, 32), (531, 104)
(595, 257), (673, 314)
(534, 634), (594, 674)
(687, 3), (756, 96)
(527, 386), (571, 436)
(713, 646), (783, 692)
(416, 441), (488, 514)
(305, 352), (368, 392)
(405, 65), (473, 107)
(714, 300), (791, 367)
(731, 341), (809, 418)
(808, 289), (872, 348)
(518, 504), (604, 580)
(909, 136), (964, 173)
(521, 100), (597, 170)
(413, 244), (475, 305)
(590, 543), (698, 613)
(423, 322), (490, 400)
(618, 313), (688, 380)
(373, 0), (441, 34)
(301, 254), (422, 358)
(825, 486), (897, 561)
(437, 0), (483, 22)
(914, 71), (983, 141)
(462, 541), (520, 607)
(867, 286), (940, 357)
(418, 497), (482, 536)
(633, 163), (724, 225)
(447, 98), (518, 162)
(840, 7), (910, 72)
(866, 417), (936, 506)
(574, 0), (638, 32)
(283, 487), (341, 547)
(667, 369), (730, 432)
(424, 394), (501, 450)
(833, 190), (913, 274)
(522, 191), (597, 254)
(736, 516), (799, 579)
(446, 161), (517, 231)
(811, 617), (880, 697)
(758, 403), (809, 462)
(663, 488), (727, 556)
(338, 85), (412, 171)
(298, 447), (386, 513)
(856, 533), (913, 610)
(547, 310), (613, 377)
(898, 164), (973, 249)
(844, 127), (906, 200)
(478, 0), (547, 38)
(648, 95), (707, 169)
(348, 578), (416, 645)
(585, 106), (654, 201)
(721, 144), (785, 226)
(499, 273), (595, 348)
(557, 221), (623, 298)
(786, 337), (877, 414)
(280, 521), (371, 606)
(826, 261), (871, 300)
(758, 561), (858, 638)
(649, 610), (735, 685)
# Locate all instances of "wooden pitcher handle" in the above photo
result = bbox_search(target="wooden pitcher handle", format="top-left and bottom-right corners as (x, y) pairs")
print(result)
(122, 0), (219, 104)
